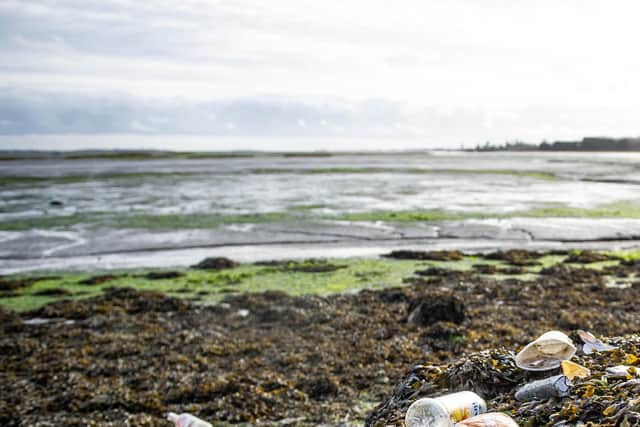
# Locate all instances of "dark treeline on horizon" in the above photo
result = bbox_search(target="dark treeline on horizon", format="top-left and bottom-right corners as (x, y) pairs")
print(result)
(473, 137), (640, 152)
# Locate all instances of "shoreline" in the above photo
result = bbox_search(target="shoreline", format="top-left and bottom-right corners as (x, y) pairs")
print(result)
(2, 249), (639, 425)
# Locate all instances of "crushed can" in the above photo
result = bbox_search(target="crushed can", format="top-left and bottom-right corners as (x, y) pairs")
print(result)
(456, 412), (519, 427)
(514, 374), (571, 401)
(167, 412), (213, 427)
(405, 391), (487, 427)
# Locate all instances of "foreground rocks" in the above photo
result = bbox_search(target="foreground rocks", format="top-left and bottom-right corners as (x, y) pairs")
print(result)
(2, 253), (640, 425)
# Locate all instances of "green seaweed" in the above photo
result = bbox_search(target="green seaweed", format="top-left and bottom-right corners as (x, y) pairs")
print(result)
(3, 199), (640, 231)
(2, 250), (638, 312)
(333, 201), (640, 222)
(0, 259), (424, 312)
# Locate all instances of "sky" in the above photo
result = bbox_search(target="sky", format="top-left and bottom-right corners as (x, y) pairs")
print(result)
(0, 0), (639, 151)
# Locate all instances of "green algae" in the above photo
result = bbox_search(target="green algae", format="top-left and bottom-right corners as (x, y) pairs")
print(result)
(2, 199), (639, 231)
(0, 259), (425, 312)
(1, 250), (637, 312)
(334, 200), (640, 222)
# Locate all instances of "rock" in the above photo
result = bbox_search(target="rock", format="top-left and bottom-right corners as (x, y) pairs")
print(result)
(382, 250), (464, 261)
(191, 257), (238, 270)
(408, 293), (465, 326)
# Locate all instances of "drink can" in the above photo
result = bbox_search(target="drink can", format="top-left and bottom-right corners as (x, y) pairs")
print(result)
(514, 374), (571, 401)
(405, 391), (487, 427)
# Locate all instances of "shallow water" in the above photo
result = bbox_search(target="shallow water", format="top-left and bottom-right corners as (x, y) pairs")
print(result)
(1, 151), (640, 272)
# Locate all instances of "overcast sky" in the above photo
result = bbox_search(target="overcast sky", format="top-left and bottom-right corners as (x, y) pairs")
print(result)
(1, 0), (639, 150)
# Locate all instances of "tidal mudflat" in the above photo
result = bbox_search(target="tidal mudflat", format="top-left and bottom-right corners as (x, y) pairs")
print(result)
(2, 151), (640, 274)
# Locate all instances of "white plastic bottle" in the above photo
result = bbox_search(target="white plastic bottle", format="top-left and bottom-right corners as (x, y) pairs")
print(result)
(405, 391), (487, 427)
(167, 412), (213, 427)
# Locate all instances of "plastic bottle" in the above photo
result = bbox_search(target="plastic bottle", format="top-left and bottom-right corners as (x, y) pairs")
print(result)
(167, 412), (213, 427)
(405, 391), (487, 427)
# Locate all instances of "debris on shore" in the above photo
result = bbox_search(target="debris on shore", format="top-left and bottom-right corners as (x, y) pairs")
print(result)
(366, 332), (640, 426)
(2, 250), (640, 425)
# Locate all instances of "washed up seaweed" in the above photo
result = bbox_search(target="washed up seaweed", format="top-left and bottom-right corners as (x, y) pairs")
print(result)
(366, 334), (640, 426)
(2, 250), (640, 425)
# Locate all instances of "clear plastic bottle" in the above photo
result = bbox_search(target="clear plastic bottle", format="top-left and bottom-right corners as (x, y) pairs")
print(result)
(167, 412), (213, 427)
(405, 391), (487, 427)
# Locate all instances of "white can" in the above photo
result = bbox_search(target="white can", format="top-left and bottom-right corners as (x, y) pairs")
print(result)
(405, 391), (487, 427)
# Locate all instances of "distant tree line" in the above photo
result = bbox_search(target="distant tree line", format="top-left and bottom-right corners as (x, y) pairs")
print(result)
(471, 137), (640, 152)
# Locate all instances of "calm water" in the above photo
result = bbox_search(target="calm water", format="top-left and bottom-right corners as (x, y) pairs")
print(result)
(1, 151), (640, 272)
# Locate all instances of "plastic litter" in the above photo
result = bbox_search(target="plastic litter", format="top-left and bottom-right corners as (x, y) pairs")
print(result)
(455, 412), (519, 427)
(606, 365), (638, 378)
(561, 360), (590, 380)
(515, 331), (576, 371)
(167, 412), (213, 427)
(514, 375), (571, 401)
(578, 330), (616, 355)
(405, 391), (487, 427)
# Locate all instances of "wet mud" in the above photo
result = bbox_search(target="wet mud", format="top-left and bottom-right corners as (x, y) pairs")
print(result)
(1, 250), (640, 425)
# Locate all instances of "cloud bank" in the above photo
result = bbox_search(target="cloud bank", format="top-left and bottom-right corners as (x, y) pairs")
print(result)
(1, 0), (639, 148)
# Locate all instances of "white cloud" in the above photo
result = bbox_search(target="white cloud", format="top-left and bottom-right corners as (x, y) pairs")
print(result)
(0, 0), (639, 147)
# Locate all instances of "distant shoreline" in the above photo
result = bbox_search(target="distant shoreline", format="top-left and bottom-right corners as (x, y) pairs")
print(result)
(469, 136), (640, 152)
(2, 144), (640, 161)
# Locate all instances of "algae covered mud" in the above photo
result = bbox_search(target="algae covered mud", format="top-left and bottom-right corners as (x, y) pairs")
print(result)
(2, 151), (640, 274)
(2, 249), (640, 426)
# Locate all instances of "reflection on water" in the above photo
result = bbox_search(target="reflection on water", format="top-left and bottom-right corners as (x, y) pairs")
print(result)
(1, 152), (640, 222)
